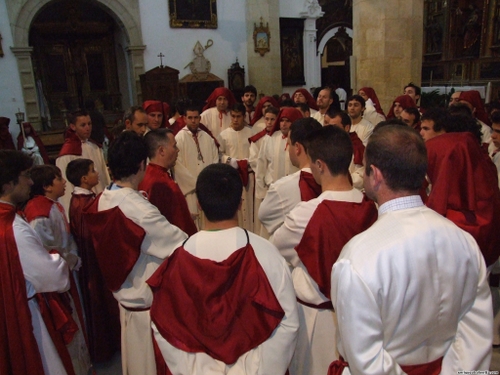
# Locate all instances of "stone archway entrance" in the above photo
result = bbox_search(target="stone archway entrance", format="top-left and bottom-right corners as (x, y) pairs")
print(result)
(9, 0), (145, 128)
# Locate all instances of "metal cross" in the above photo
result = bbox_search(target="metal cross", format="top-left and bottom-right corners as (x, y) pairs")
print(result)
(158, 52), (165, 68)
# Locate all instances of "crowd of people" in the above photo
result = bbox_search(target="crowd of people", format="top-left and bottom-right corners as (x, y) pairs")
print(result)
(1, 82), (500, 375)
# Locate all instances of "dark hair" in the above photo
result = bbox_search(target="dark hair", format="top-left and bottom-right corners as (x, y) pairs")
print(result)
(231, 103), (247, 115)
(487, 101), (500, 116)
(66, 159), (94, 187)
(374, 118), (407, 130)
(420, 107), (449, 132)
(404, 82), (421, 96)
(196, 164), (242, 221)
(243, 85), (257, 96)
(123, 106), (146, 124)
(280, 99), (295, 108)
(30, 165), (61, 197)
(108, 131), (148, 180)
(144, 128), (173, 160)
(492, 111), (500, 124)
(403, 107), (421, 122)
(448, 103), (473, 118)
(347, 95), (366, 108)
(289, 118), (322, 153)
(295, 102), (310, 114)
(184, 104), (201, 115)
(445, 114), (483, 145)
(0, 150), (33, 195)
(325, 109), (351, 127)
(68, 109), (89, 126)
(320, 86), (334, 100)
(365, 125), (427, 192)
(264, 106), (279, 116)
(174, 98), (192, 116)
(306, 126), (353, 176)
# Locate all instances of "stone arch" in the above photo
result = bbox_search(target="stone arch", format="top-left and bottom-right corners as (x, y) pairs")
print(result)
(317, 26), (353, 55)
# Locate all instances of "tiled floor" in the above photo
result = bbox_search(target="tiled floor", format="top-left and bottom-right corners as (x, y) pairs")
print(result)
(95, 347), (500, 374)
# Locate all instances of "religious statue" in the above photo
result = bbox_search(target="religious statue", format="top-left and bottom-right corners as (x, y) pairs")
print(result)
(184, 40), (213, 80)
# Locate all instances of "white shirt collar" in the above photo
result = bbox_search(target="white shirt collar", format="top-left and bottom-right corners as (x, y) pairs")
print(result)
(378, 195), (423, 215)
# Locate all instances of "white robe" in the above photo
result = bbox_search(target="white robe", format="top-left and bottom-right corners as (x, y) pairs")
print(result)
(362, 100), (386, 127)
(249, 134), (270, 237)
(218, 126), (254, 232)
(257, 131), (299, 191)
(21, 136), (44, 165)
(175, 126), (219, 228)
(200, 107), (231, 139)
(97, 186), (188, 375)
(331, 196), (492, 374)
(272, 189), (364, 375)
(10, 205), (70, 375)
(56, 140), (111, 218)
(312, 111), (325, 125)
(251, 118), (266, 134)
(153, 227), (299, 375)
(350, 118), (374, 146)
(259, 168), (312, 237)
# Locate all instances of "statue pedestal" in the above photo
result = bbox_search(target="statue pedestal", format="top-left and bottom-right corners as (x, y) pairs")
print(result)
(179, 73), (224, 108)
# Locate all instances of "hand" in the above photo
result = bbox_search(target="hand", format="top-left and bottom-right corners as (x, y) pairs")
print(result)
(229, 158), (238, 169)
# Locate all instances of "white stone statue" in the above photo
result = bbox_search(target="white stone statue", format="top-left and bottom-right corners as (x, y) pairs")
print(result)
(185, 40), (213, 80)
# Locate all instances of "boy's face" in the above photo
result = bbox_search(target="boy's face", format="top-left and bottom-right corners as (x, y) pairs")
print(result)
(491, 123), (500, 149)
(231, 111), (245, 130)
(70, 115), (92, 141)
(147, 111), (163, 130)
(47, 175), (66, 199)
(84, 164), (99, 188)
(264, 112), (277, 132)
(280, 117), (292, 136)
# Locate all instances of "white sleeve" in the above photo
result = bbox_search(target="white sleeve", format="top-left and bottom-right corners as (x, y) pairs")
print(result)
(56, 154), (77, 214)
(217, 134), (230, 164)
(331, 259), (406, 375)
(174, 162), (197, 196)
(259, 184), (286, 235)
(256, 138), (271, 189)
(441, 252), (493, 372)
(248, 141), (259, 172)
(15, 220), (70, 293)
(350, 162), (364, 190)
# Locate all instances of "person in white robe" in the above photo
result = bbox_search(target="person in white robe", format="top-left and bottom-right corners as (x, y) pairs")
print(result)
(330, 125), (492, 374)
(311, 87), (334, 125)
(347, 95), (374, 146)
(218, 104), (254, 232)
(56, 110), (110, 218)
(150, 163), (299, 375)
(200, 87), (236, 139)
(175, 106), (219, 229)
(259, 117), (322, 238)
(83, 132), (187, 375)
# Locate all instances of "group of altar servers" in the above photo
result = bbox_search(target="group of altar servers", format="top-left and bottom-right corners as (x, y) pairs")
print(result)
(1, 83), (500, 375)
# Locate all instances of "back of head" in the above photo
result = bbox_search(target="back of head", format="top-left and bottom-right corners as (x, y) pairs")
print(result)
(144, 128), (173, 160)
(306, 125), (353, 176)
(66, 158), (93, 187)
(295, 102), (310, 114)
(175, 98), (192, 116)
(108, 131), (148, 180)
(421, 107), (450, 132)
(0, 150), (33, 195)
(289, 117), (322, 152)
(365, 125), (427, 192)
(492, 111), (500, 124)
(445, 114), (483, 145)
(374, 118), (407, 131)
(196, 164), (242, 222)
(30, 164), (61, 197)
(448, 103), (474, 118)
(404, 107), (421, 122)
(325, 109), (351, 127)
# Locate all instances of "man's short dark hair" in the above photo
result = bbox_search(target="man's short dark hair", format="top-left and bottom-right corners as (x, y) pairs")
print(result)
(289, 118), (322, 153)
(68, 109), (89, 126)
(347, 95), (366, 108)
(365, 125), (427, 192)
(448, 103), (473, 118)
(295, 102), (310, 114)
(243, 85), (257, 96)
(492, 111), (500, 124)
(306, 126), (352, 176)
(231, 103), (247, 115)
(374, 118), (407, 130)
(144, 128), (173, 160)
(404, 82), (421, 96)
(403, 107), (421, 122)
(123, 106), (146, 124)
(108, 131), (148, 180)
(264, 106), (279, 116)
(325, 109), (351, 127)
(280, 99), (295, 108)
(487, 101), (500, 116)
(174, 98), (192, 116)
(0, 150), (33, 195)
(446, 114), (483, 145)
(66, 159), (94, 187)
(30, 165), (61, 197)
(184, 104), (201, 115)
(421, 107), (449, 132)
(196, 164), (242, 222)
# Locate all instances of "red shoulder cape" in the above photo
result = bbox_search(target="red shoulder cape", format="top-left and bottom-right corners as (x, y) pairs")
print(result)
(349, 132), (365, 166)
(248, 129), (268, 144)
(295, 196), (377, 300)
(59, 129), (102, 157)
(82, 194), (145, 291)
(426, 132), (500, 266)
(139, 164), (197, 236)
(148, 234), (284, 364)
(24, 195), (54, 222)
(0, 202), (45, 375)
(298, 171), (321, 201)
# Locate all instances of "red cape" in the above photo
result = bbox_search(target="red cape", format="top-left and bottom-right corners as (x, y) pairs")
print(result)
(386, 95), (417, 119)
(169, 116), (185, 135)
(292, 88), (319, 111)
(248, 129), (268, 144)
(298, 170), (321, 201)
(0, 117), (16, 151)
(359, 87), (386, 117)
(24, 195), (53, 222)
(349, 132), (365, 166)
(58, 129), (101, 157)
(250, 96), (280, 126)
(426, 132), (500, 266)
(69, 193), (120, 362)
(139, 163), (197, 236)
(83, 194), (145, 291)
(148, 233), (284, 364)
(0, 202), (45, 375)
(17, 123), (50, 164)
(295, 196), (377, 301)
(459, 90), (491, 126)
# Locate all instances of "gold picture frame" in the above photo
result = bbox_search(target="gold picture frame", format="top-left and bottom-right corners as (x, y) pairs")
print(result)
(254, 19), (270, 56)
(169, 0), (217, 29)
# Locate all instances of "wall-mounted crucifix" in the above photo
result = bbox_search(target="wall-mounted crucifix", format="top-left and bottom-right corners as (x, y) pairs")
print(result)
(158, 52), (165, 68)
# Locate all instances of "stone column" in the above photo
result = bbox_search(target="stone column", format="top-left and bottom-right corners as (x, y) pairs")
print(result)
(11, 46), (41, 128)
(301, 2), (324, 90)
(353, 0), (424, 112)
(126, 45), (146, 104)
(245, 0), (282, 96)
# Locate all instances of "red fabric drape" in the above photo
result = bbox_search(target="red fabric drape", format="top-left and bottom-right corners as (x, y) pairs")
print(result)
(202, 88), (237, 112)
(298, 171), (321, 201)
(270, 108), (303, 135)
(250, 96), (280, 126)
(349, 132), (365, 166)
(292, 89), (319, 111)
(386, 95), (417, 119)
(359, 87), (386, 117)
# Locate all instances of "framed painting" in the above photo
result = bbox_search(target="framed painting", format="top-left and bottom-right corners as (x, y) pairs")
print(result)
(280, 18), (305, 86)
(169, 0), (217, 29)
